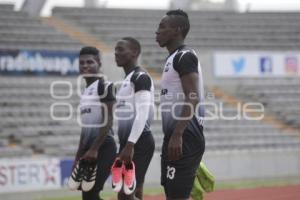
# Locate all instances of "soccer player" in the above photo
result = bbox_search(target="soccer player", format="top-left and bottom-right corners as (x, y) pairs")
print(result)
(155, 9), (206, 200)
(69, 46), (117, 200)
(113, 37), (155, 200)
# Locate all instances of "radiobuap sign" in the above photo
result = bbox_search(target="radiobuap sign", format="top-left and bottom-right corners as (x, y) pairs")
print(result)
(0, 49), (79, 75)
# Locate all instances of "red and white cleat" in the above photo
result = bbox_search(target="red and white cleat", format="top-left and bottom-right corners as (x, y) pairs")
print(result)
(123, 161), (136, 195)
(111, 158), (124, 192)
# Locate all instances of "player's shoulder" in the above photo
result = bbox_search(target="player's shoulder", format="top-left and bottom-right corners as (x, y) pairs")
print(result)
(174, 46), (198, 63)
(130, 67), (152, 83)
(176, 46), (197, 58)
(98, 77), (113, 86)
(97, 78), (113, 95)
(130, 67), (153, 92)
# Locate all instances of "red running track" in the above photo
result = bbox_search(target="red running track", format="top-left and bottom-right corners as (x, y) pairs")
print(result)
(144, 185), (300, 200)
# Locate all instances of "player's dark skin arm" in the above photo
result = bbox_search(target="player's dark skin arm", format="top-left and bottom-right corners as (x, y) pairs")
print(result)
(119, 141), (135, 164)
(168, 72), (199, 161)
(81, 100), (115, 162)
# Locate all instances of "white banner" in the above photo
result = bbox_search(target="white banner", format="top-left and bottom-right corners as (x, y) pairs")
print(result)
(214, 51), (300, 77)
(0, 158), (61, 193)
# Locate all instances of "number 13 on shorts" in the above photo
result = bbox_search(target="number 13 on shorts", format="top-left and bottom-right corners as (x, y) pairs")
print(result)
(166, 166), (176, 180)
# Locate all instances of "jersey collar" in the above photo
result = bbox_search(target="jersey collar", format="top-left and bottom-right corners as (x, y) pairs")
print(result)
(166, 45), (186, 60)
(125, 66), (140, 78)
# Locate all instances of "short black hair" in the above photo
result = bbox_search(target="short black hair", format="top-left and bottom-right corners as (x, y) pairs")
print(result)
(121, 37), (141, 56)
(79, 46), (101, 59)
(166, 9), (190, 39)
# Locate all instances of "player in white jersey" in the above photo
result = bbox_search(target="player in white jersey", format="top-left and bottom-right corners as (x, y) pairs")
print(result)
(113, 37), (155, 200)
(72, 46), (117, 200)
(155, 10), (205, 199)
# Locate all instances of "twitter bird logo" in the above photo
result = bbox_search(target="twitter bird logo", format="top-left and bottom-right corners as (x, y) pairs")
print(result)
(232, 57), (245, 73)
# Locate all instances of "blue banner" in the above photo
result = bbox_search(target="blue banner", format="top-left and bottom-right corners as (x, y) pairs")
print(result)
(60, 159), (74, 186)
(0, 49), (79, 75)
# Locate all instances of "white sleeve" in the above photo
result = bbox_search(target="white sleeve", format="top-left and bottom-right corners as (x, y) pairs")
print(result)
(127, 90), (152, 144)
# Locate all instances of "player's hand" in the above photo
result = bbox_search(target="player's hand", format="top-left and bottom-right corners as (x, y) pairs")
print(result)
(119, 142), (134, 164)
(168, 132), (183, 161)
(81, 149), (98, 162)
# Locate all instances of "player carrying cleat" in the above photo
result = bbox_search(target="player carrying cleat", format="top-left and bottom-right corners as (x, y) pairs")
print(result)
(114, 37), (155, 200)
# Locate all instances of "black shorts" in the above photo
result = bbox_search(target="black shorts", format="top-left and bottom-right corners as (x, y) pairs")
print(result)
(81, 136), (117, 200)
(119, 133), (155, 187)
(161, 125), (205, 199)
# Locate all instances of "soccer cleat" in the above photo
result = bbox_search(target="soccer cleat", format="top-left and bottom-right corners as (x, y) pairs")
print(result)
(81, 161), (97, 192)
(68, 161), (85, 190)
(111, 158), (124, 192)
(123, 161), (136, 195)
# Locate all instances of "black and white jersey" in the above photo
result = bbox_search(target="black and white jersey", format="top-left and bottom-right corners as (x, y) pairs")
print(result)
(115, 67), (155, 144)
(79, 78), (115, 147)
(160, 45), (205, 136)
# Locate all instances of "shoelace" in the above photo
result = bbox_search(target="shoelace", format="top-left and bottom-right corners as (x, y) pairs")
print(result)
(112, 160), (123, 182)
(83, 163), (96, 181)
(73, 162), (85, 181)
(112, 169), (122, 182)
(124, 164), (133, 185)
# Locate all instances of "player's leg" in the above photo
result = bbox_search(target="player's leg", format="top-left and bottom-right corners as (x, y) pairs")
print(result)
(163, 161), (202, 200)
(133, 133), (155, 199)
(134, 184), (144, 200)
(118, 191), (136, 200)
(118, 133), (155, 200)
(161, 135), (170, 198)
(82, 136), (117, 200)
(163, 126), (205, 200)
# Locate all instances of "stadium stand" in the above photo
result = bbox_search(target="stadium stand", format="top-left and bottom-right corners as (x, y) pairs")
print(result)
(0, 4), (81, 51)
(53, 8), (300, 70)
(209, 85), (300, 150)
(0, 4), (82, 157)
(1, 5), (300, 159)
(0, 76), (80, 157)
(236, 79), (300, 128)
